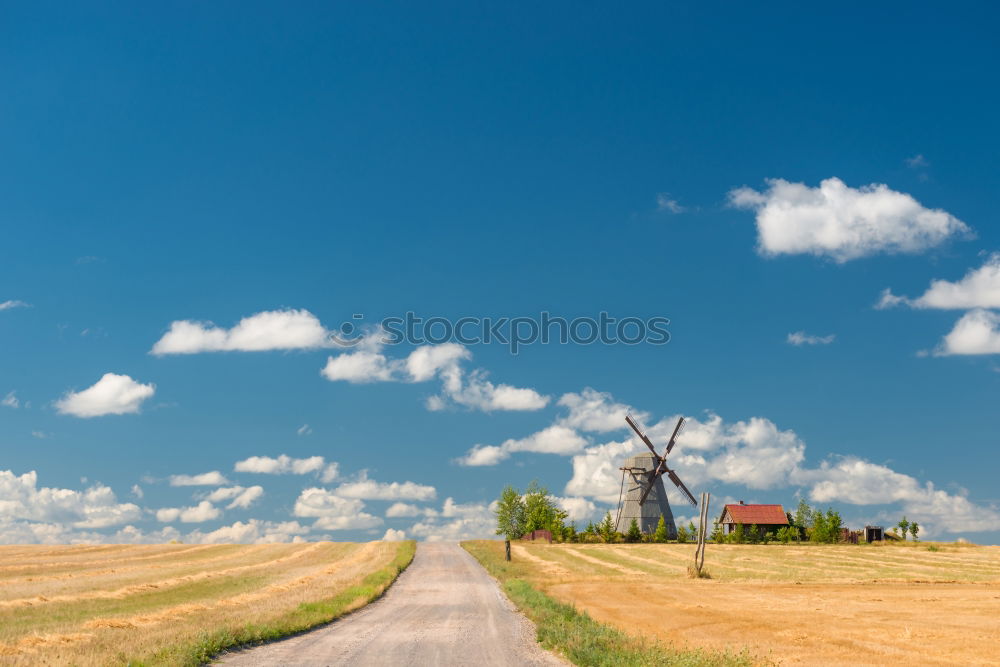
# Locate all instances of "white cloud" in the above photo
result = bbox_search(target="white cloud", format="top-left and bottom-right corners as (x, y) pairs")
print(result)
(382, 528), (407, 541)
(233, 454), (334, 481)
(879, 254), (1000, 310)
(151, 308), (340, 355)
(554, 496), (597, 523)
(0, 470), (141, 529)
(322, 341), (548, 412)
(321, 350), (398, 383)
(787, 331), (836, 346)
(656, 193), (685, 214)
(408, 498), (496, 541)
(1, 391), (18, 409)
(406, 343), (470, 381)
(204, 485), (264, 509)
(557, 388), (642, 432)
(297, 424), (313, 436)
(457, 425), (588, 466)
(934, 309), (1000, 356)
(729, 177), (971, 262)
(55, 373), (155, 418)
(130, 484), (143, 499)
(0, 300), (29, 311)
(187, 519), (310, 544)
(155, 500), (221, 523)
(292, 487), (383, 530)
(385, 502), (423, 518)
(905, 154), (929, 168)
(169, 471), (230, 487)
(333, 473), (436, 501)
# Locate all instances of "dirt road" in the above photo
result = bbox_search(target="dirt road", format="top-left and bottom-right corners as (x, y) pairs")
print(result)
(218, 542), (562, 666)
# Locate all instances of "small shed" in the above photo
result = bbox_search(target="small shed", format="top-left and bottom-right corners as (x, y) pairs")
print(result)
(718, 501), (788, 534)
(521, 529), (553, 543)
(864, 525), (884, 542)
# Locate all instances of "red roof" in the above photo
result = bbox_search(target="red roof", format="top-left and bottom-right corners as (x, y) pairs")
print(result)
(721, 503), (788, 525)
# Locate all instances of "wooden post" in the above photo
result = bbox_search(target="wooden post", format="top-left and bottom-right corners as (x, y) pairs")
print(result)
(694, 492), (710, 575)
(505, 539), (511, 561)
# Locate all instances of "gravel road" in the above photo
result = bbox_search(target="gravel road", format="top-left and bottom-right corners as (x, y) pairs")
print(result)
(218, 542), (564, 666)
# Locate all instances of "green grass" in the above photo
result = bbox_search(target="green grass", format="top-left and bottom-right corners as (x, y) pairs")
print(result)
(462, 540), (756, 667)
(127, 540), (416, 667)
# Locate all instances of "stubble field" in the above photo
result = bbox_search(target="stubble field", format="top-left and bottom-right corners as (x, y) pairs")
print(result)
(0, 540), (413, 666)
(490, 540), (1000, 665)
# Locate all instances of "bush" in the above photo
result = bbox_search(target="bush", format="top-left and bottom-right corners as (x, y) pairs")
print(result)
(676, 524), (690, 543)
(625, 518), (643, 543)
(653, 515), (669, 543)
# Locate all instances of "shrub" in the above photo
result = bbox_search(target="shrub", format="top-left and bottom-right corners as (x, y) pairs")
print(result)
(625, 518), (643, 543)
(676, 524), (689, 543)
(653, 515), (669, 543)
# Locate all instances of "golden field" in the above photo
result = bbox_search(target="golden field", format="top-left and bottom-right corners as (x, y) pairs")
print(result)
(496, 540), (1000, 665)
(0, 541), (412, 666)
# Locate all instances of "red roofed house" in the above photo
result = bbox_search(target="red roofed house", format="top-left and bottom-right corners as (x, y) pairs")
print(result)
(718, 501), (788, 534)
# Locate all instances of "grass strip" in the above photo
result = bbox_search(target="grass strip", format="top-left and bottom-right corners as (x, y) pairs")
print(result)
(462, 540), (756, 667)
(128, 540), (416, 667)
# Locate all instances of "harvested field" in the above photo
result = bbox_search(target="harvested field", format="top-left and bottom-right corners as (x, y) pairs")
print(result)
(486, 540), (1000, 665)
(0, 541), (413, 666)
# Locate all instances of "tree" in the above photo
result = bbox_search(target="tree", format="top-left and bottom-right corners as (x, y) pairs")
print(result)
(910, 522), (919, 541)
(495, 485), (526, 561)
(653, 515), (669, 543)
(794, 499), (813, 538)
(688, 521), (698, 541)
(599, 511), (616, 543)
(625, 518), (642, 543)
(898, 516), (910, 541)
(731, 522), (745, 544)
(711, 522), (724, 543)
(523, 481), (568, 536)
(676, 523), (690, 543)
(828, 509), (843, 541)
(747, 524), (761, 544)
(810, 510), (829, 543)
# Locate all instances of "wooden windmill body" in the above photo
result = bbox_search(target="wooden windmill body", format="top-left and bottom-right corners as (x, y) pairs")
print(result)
(615, 452), (678, 536)
(616, 414), (697, 536)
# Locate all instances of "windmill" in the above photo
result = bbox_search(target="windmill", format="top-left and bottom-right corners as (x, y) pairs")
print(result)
(614, 414), (697, 537)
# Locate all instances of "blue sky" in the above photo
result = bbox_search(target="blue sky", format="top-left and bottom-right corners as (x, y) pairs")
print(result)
(2, 3), (998, 544)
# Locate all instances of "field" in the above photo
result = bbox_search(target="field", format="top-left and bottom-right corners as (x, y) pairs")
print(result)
(0, 541), (414, 666)
(468, 540), (1000, 665)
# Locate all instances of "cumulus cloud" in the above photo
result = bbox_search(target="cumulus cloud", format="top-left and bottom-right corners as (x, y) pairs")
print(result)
(457, 425), (588, 466)
(2, 391), (18, 409)
(151, 308), (340, 355)
(554, 496), (597, 522)
(934, 309), (1000, 356)
(155, 501), (221, 523)
(169, 471), (230, 487)
(322, 341), (547, 412)
(0, 470), (141, 529)
(0, 300), (29, 311)
(292, 487), (383, 530)
(204, 485), (264, 509)
(878, 254), (1000, 310)
(333, 473), (436, 501)
(187, 519), (310, 544)
(557, 388), (642, 432)
(729, 177), (971, 262)
(408, 498), (496, 541)
(234, 454), (337, 482)
(382, 528), (407, 541)
(55, 373), (155, 418)
(385, 502), (424, 518)
(787, 331), (836, 346)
